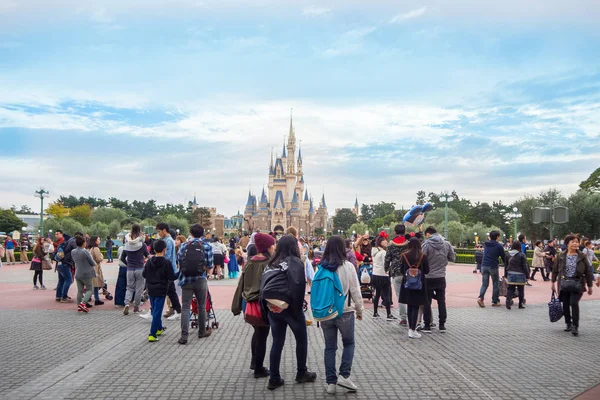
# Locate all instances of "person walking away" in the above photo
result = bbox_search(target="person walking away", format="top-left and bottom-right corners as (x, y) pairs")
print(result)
(114, 241), (128, 306)
(531, 240), (549, 281)
(211, 237), (227, 280)
(231, 233), (276, 378)
(30, 238), (46, 289)
(315, 236), (364, 395)
(87, 236), (107, 306)
(384, 224), (411, 325)
(421, 227), (455, 332)
(227, 248), (240, 279)
(121, 224), (149, 315)
(143, 240), (175, 342)
(177, 224), (214, 344)
(474, 245), (483, 274)
(260, 234), (317, 390)
(399, 238), (430, 339)
(55, 232), (76, 303)
(20, 236), (30, 264)
(504, 241), (529, 309)
(71, 235), (97, 313)
(156, 223), (183, 320)
(4, 235), (17, 265)
(239, 232), (250, 250)
(582, 240), (599, 285)
(544, 240), (557, 280)
(477, 231), (508, 308)
(105, 236), (114, 263)
(371, 232), (394, 320)
(551, 234), (594, 336)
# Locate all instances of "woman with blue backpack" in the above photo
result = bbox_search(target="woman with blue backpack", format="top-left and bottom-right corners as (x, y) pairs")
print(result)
(312, 235), (364, 395)
(399, 238), (430, 339)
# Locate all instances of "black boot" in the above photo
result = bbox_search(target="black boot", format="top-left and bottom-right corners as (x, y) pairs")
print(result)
(505, 301), (511, 310)
(572, 325), (579, 336)
(295, 371), (317, 383)
(564, 323), (572, 332)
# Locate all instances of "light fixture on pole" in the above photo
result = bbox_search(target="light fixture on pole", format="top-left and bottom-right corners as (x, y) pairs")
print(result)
(34, 188), (50, 237)
(440, 194), (454, 239)
(474, 232), (478, 246)
(505, 208), (523, 239)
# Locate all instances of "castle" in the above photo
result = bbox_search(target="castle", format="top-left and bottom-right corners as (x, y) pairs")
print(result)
(243, 116), (328, 235)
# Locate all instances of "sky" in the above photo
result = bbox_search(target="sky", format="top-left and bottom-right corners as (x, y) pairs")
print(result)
(0, 0), (599, 217)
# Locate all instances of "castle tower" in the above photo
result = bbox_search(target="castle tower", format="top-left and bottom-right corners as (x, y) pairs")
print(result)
(192, 193), (198, 211)
(287, 114), (296, 175)
(353, 197), (359, 217)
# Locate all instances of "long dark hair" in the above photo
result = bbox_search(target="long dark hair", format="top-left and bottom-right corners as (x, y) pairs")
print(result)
(87, 235), (99, 249)
(131, 224), (141, 240)
(323, 235), (346, 268)
(269, 234), (300, 267)
(406, 237), (422, 259)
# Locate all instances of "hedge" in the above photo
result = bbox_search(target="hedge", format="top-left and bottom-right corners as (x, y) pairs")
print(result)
(454, 250), (599, 271)
(2, 248), (118, 262)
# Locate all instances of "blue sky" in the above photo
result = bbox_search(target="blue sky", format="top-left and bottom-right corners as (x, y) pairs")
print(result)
(0, 0), (599, 216)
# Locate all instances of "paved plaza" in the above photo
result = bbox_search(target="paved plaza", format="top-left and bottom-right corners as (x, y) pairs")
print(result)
(2, 262), (600, 399)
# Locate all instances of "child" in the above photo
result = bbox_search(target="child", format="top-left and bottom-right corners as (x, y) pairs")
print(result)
(227, 248), (239, 279)
(142, 240), (175, 342)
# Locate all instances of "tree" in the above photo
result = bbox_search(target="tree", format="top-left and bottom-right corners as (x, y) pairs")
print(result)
(446, 221), (466, 246)
(415, 190), (426, 205)
(314, 228), (324, 236)
(11, 205), (36, 215)
(108, 220), (121, 238)
(46, 201), (70, 219)
(0, 209), (25, 233)
(161, 215), (189, 237)
(564, 190), (600, 239)
(348, 222), (369, 236)
(87, 222), (109, 239)
(579, 167), (600, 192)
(423, 208), (460, 227)
(91, 207), (127, 225)
(333, 209), (357, 231)
(188, 207), (212, 228)
(70, 204), (92, 226)
(108, 197), (130, 211)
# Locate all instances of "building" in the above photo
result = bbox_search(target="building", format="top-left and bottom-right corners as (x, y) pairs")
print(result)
(191, 194), (225, 237)
(243, 115), (328, 235)
(224, 211), (244, 236)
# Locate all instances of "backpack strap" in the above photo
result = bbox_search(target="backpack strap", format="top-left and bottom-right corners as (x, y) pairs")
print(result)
(402, 253), (424, 269)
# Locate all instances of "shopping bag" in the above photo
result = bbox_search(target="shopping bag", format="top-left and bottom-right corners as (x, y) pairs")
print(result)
(548, 291), (563, 323)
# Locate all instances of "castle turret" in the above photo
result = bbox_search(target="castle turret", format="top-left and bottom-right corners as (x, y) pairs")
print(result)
(353, 196), (359, 217)
(287, 114), (296, 175)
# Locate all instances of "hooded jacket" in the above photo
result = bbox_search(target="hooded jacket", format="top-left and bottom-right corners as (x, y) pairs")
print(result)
(120, 236), (150, 269)
(260, 255), (306, 316)
(505, 250), (530, 278)
(320, 258), (364, 317)
(142, 256), (176, 296)
(422, 234), (455, 280)
(384, 235), (409, 277)
(481, 240), (507, 269)
(231, 254), (271, 316)
(61, 235), (77, 266)
(371, 247), (387, 276)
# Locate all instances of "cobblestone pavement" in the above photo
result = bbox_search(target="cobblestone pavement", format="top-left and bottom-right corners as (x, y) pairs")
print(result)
(2, 300), (600, 400)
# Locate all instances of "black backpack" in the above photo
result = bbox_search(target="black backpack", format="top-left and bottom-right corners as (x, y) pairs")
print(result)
(180, 241), (207, 277)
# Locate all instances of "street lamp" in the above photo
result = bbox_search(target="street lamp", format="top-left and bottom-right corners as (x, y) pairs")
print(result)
(505, 208), (523, 239)
(34, 188), (50, 237)
(474, 232), (478, 246)
(49, 229), (53, 239)
(176, 229), (180, 235)
(440, 194), (453, 239)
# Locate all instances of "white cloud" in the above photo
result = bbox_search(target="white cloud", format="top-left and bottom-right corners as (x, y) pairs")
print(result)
(322, 26), (376, 57)
(302, 6), (331, 16)
(0, 0), (16, 12)
(390, 6), (427, 23)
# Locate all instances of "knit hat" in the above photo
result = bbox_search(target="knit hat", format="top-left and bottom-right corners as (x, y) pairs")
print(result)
(254, 233), (275, 253)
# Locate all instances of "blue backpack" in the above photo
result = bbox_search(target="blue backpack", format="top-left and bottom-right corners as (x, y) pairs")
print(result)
(54, 242), (66, 262)
(310, 264), (346, 322)
(403, 254), (424, 291)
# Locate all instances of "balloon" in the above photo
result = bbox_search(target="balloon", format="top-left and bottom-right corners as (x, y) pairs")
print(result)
(403, 205), (423, 225)
(422, 202), (433, 213)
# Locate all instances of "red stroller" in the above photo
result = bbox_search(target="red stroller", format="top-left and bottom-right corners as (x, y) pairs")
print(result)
(190, 289), (220, 330)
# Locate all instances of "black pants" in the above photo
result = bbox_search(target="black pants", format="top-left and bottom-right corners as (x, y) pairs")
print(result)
(372, 275), (391, 315)
(33, 270), (43, 286)
(561, 291), (583, 327)
(250, 325), (270, 370)
(530, 268), (547, 280)
(167, 281), (182, 313)
(407, 305), (419, 330)
(423, 287), (447, 326)
(506, 285), (524, 306)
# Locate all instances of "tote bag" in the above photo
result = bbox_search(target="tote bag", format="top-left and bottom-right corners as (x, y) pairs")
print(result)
(244, 300), (268, 327)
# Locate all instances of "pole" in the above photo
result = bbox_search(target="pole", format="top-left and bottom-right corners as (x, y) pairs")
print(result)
(40, 196), (44, 237)
(444, 200), (449, 239)
(514, 218), (518, 239)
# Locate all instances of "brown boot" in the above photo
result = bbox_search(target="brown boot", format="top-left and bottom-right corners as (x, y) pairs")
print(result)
(163, 307), (174, 318)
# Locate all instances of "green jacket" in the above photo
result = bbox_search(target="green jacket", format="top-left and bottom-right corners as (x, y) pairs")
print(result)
(231, 255), (271, 316)
(551, 250), (593, 293)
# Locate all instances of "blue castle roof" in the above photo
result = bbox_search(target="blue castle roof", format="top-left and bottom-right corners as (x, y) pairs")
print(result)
(321, 194), (327, 209)
(273, 190), (285, 209)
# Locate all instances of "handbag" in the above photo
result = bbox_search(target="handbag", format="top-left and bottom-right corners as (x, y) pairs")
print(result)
(506, 271), (527, 285)
(548, 291), (563, 322)
(244, 300), (268, 327)
(499, 277), (508, 297)
(41, 259), (53, 270)
(561, 277), (581, 293)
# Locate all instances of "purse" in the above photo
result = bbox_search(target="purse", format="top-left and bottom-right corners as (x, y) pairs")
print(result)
(561, 277), (581, 293)
(244, 300), (268, 327)
(506, 271), (527, 285)
(41, 259), (53, 270)
(548, 291), (563, 322)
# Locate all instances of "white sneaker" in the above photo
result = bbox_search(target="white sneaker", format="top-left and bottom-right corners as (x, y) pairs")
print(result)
(167, 312), (181, 321)
(326, 384), (336, 395)
(139, 311), (152, 321)
(337, 375), (357, 392)
(408, 329), (422, 339)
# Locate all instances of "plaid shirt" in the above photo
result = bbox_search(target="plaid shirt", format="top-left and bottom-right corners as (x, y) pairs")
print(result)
(177, 237), (213, 286)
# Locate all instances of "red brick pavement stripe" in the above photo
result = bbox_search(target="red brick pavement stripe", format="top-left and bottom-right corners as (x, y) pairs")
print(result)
(574, 383), (600, 399)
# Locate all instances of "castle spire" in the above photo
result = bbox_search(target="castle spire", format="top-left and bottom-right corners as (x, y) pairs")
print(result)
(282, 136), (287, 158)
(321, 193), (327, 209)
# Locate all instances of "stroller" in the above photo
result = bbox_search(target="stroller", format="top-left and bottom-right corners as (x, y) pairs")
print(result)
(190, 289), (220, 330)
(357, 264), (373, 301)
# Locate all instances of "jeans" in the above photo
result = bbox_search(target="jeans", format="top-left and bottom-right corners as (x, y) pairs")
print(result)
(115, 266), (127, 306)
(181, 278), (208, 339)
(268, 310), (308, 381)
(167, 281), (182, 313)
(56, 264), (73, 300)
(561, 290), (583, 327)
(251, 326), (270, 370)
(125, 269), (145, 307)
(392, 276), (408, 320)
(423, 287), (447, 326)
(76, 278), (94, 304)
(479, 266), (500, 304)
(321, 312), (355, 385)
(149, 296), (166, 337)
(107, 249), (113, 262)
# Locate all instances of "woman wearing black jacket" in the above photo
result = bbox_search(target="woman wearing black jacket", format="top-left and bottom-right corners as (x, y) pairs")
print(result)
(260, 235), (317, 390)
(505, 241), (529, 310)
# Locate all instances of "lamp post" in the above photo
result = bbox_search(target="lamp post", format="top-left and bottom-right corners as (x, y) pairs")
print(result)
(48, 229), (53, 239)
(505, 208), (523, 239)
(34, 188), (50, 237)
(440, 194), (453, 239)
(474, 232), (478, 246)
